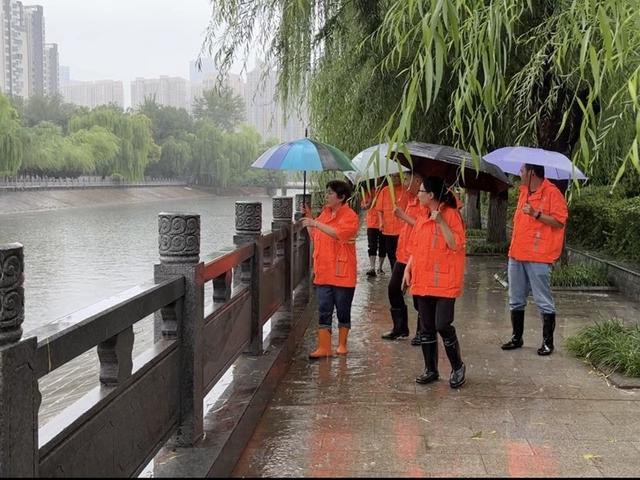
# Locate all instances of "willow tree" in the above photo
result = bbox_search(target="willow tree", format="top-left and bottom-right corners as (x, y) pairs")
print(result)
(206, 0), (640, 184)
(0, 94), (23, 176)
(69, 107), (158, 180)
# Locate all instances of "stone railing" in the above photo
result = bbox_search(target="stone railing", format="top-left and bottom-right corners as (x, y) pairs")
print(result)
(0, 175), (186, 191)
(0, 195), (311, 477)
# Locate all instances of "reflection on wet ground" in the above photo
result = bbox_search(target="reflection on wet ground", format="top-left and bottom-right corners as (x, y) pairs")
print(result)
(233, 227), (640, 477)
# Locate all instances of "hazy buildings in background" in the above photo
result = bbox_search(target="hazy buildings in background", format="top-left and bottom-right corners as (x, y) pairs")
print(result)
(189, 60), (306, 142)
(61, 79), (124, 109)
(58, 63), (69, 85)
(1, 0), (58, 98)
(130, 76), (189, 110)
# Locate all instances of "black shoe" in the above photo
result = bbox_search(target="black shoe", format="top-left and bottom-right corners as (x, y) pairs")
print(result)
(366, 269), (376, 277)
(381, 307), (408, 340)
(416, 370), (439, 384)
(449, 363), (466, 388)
(501, 310), (525, 350)
(410, 334), (421, 346)
(537, 313), (556, 356)
(377, 268), (385, 275)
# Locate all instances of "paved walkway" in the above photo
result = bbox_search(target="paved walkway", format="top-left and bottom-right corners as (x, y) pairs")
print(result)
(233, 227), (640, 477)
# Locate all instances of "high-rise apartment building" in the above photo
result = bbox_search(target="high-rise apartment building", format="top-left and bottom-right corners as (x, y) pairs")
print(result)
(189, 57), (216, 83)
(58, 64), (70, 86)
(189, 72), (244, 112)
(1, 0), (29, 98)
(43, 42), (57, 95)
(61, 79), (124, 109)
(131, 76), (189, 110)
(24, 4), (43, 95)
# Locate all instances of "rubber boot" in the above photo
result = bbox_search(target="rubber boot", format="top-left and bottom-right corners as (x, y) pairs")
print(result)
(501, 310), (525, 350)
(336, 327), (349, 355)
(382, 308), (402, 340)
(366, 256), (377, 277)
(309, 329), (332, 359)
(410, 314), (422, 346)
(416, 335), (439, 384)
(444, 336), (466, 388)
(537, 313), (556, 356)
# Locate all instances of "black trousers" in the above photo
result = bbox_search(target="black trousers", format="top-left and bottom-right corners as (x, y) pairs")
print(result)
(366, 228), (386, 258)
(415, 295), (456, 342)
(382, 234), (399, 268)
(388, 262), (419, 312)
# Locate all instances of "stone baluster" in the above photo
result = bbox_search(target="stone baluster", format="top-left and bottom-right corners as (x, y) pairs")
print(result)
(0, 243), (40, 477)
(154, 213), (204, 446)
(272, 197), (294, 305)
(233, 202), (263, 355)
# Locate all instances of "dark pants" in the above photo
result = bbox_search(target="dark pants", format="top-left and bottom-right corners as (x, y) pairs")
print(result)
(388, 262), (419, 311)
(367, 228), (386, 258)
(316, 285), (356, 330)
(416, 295), (456, 342)
(382, 234), (399, 269)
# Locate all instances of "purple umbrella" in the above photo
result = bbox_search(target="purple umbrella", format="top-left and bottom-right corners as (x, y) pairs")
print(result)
(484, 147), (587, 180)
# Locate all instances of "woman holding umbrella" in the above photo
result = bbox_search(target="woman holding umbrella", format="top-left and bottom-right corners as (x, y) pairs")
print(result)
(302, 180), (359, 359)
(403, 176), (467, 388)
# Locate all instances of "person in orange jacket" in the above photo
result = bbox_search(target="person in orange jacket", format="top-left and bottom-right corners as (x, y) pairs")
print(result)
(375, 173), (409, 271)
(403, 176), (467, 388)
(381, 171), (425, 344)
(302, 180), (359, 359)
(501, 163), (568, 355)
(361, 185), (386, 276)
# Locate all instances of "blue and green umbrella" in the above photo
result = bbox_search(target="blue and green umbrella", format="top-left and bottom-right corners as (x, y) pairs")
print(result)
(251, 138), (354, 198)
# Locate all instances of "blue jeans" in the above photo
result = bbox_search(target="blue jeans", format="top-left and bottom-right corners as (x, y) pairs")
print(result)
(316, 285), (356, 330)
(508, 259), (555, 315)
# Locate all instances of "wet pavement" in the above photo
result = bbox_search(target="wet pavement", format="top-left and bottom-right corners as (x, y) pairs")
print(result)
(232, 227), (640, 477)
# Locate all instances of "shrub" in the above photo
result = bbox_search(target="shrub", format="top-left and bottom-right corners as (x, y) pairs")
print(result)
(606, 197), (640, 261)
(566, 320), (640, 377)
(551, 263), (611, 287)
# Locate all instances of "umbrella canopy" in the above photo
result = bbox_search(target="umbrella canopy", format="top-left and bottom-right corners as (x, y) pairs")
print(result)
(484, 146), (587, 180)
(344, 144), (410, 184)
(252, 138), (354, 172)
(393, 142), (511, 192)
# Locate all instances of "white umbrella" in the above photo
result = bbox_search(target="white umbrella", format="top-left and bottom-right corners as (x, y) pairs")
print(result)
(344, 144), (410, 184)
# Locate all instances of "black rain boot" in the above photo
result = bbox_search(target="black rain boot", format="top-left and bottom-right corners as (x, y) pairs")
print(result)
(537, 313), (556, 356)
(416, 335), (439, 384)
(398, 305), (410, 337)
(501, 310), (525, 350)
(410, 314), (421, 346)
(381, 307), (405, 340)
(444, 336), (466, 388)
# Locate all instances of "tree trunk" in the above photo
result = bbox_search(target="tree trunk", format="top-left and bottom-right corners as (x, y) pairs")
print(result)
(487, 189), (508, 244)
(464, 189), (482, 229)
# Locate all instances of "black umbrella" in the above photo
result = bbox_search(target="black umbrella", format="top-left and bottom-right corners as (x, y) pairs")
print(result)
(394, 142), (511, 193)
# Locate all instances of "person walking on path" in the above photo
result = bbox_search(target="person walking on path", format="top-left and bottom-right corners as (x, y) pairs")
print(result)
(403, 176), (467, 388)
(375, 173), (408, 271)
(302, 180), (360, 359)
(381, 172), (425, 344)
(361, 186), (386, 277)
(501, 163), (568, 356)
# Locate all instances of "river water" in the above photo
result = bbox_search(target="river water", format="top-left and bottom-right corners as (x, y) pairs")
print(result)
(0, 194), (277, 334)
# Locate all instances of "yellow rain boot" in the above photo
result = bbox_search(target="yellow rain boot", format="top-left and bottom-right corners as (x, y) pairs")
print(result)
(309, 329), (332, 359)
(336, 327), (349, 355)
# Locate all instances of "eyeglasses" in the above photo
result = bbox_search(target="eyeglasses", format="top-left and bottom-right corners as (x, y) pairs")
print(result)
(418, 188), (428, 193)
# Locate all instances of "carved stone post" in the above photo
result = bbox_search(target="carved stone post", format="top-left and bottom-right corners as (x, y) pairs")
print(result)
(272, 197), (293, 304)
(294, 193), (312, 221)
(154, 213), (204, 446)
(0, 243), (39, 477)
(234, 202), (263, 355)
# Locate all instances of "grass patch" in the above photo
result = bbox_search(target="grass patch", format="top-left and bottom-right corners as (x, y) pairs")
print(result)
(466, 238), (509, 255)
(566, 320), (640, 377)
(551, 263), (611, 287)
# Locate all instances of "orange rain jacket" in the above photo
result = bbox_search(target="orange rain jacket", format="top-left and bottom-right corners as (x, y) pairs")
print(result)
(375, 184), (409, 236)
(509, 179), (568, 264)
(408, 206), (466, 298)
(396, 194), (426, 265)
(362, 191), (380, 229)
(310, 203), (360, 288)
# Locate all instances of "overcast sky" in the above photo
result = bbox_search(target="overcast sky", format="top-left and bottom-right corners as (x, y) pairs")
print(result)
(36, 0), (252, 104)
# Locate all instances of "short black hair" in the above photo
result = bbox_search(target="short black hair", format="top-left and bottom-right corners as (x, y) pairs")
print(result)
(525, 163), (545, 178)
(422, 176), (457, 208)
(326, 180), (352, 204)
